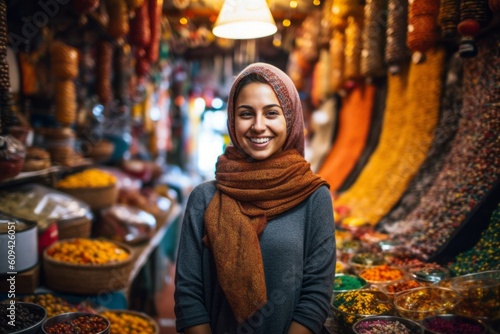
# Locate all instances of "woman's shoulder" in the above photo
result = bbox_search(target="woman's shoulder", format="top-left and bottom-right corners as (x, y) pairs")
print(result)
(310, 184), (333, 203)
(187, 180), (217, 203)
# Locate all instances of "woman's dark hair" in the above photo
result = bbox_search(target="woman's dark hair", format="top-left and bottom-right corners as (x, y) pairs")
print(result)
(233, 73), (269, 105)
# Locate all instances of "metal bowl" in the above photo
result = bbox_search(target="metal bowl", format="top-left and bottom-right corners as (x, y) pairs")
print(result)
(421, 314), (488, 334)
(353, 315), (423, 334)
(42, 312), (110, 334)
(0, 302), (47, 334)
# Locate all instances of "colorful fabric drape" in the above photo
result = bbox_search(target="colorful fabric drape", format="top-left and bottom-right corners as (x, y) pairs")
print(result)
(318, 84), (376, 191)
(336, 48), (445, 225)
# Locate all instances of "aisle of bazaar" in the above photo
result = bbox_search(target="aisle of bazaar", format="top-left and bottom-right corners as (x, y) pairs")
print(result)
(0, 0), (499, 333)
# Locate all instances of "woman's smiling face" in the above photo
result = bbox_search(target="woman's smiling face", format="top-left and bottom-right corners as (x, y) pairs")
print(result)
(234, 82), (287, 160)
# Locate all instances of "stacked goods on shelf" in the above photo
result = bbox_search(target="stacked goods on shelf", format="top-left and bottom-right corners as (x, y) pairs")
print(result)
(49, 41), (83, 167)
(0, 184), (93, 242)
(335, 48), (445, 226)
(384, 31), (500, 260)
(318, 85), (376, 191)
(378, 53), (464, 225)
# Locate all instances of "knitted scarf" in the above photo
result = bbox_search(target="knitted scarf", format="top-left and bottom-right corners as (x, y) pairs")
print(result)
(204, 146), (328, 321)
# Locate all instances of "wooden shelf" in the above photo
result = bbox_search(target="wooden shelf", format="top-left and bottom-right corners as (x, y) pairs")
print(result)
(0, 166), (62, 188)
(127, 203), (182, 286)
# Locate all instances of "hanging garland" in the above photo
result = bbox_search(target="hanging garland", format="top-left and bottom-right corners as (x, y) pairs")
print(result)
(438, 0), (461, 39)
(329, 30), (345, 93)
(407, 0), (440, 62)
(360, 0), (388, 79)
(457, 0), (493, 57)
(343, 8), (364, 86)
(385, 0), (410, 75)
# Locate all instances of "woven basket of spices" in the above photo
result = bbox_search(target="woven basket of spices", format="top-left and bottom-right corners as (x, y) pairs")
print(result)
(42, 238), (134, 295)
(57, 216), (92, 240)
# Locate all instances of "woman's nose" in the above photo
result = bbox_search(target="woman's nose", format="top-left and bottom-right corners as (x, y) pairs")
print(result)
(252, 115), (266, 132)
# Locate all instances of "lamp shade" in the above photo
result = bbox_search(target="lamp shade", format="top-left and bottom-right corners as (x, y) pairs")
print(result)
(213, 0), (278, 39)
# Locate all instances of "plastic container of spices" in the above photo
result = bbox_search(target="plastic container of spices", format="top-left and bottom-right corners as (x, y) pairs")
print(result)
(331, 290), (394, 331)
(450, 270), (500, 320)
(332, 274), (368, 302)
(337, 240), (363, 263)
(359, 264), (405, 286)
(408, 264), (450, 285)
(349, 252), (386, 275)
(421, 314), (488, 334)
(393, 287), (461, 321)
(380, 278), (422, 301)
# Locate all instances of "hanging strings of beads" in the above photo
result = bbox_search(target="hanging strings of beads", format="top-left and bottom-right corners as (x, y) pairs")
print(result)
(360, 0), (388, 80)
(457, 0), (493, 57)
(438, 0), (460, 39)
(328, 0), (349, 93)
(385, 0), (410, 75)
(343, 10), (364, 88)
(407, 0), (440, 63)
(341, 0), (364, 88)
(329, 30), (345, 93)
(0, 0), (15, 136)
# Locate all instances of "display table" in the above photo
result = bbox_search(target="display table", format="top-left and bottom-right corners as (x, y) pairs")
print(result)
(0, 202), (183, 312)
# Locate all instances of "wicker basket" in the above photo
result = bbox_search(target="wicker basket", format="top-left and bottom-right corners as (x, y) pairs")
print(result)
(100, 309), (159, 334)
(57, 217), (92, 239)
(57, 184), (118, 210)
(42, 239), (135, 295)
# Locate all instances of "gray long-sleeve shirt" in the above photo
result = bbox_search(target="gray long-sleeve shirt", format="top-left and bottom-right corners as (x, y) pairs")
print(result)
(174, 181), (335, 334)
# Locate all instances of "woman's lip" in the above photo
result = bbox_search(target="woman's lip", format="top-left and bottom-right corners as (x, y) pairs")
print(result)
(247, 137), (271, 147)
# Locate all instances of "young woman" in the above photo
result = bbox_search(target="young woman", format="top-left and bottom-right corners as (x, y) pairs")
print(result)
(174, 62), (335, 334)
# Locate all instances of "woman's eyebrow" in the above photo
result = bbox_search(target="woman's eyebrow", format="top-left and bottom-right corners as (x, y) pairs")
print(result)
(236, 104), (282, 109)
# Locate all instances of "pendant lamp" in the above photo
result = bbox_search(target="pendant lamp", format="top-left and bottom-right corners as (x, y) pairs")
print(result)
(212, 0), (278, 39)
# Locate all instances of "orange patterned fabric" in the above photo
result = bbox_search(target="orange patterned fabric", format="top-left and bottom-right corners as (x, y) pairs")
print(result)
(204, 146), (328, 322)
(318, 84), (376, 191)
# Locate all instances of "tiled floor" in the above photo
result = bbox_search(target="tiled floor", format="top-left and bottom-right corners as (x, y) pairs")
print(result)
(155, 262), (177, 334)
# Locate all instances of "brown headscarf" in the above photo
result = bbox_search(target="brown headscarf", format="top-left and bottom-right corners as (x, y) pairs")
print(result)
(204, 63), (329, 321)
